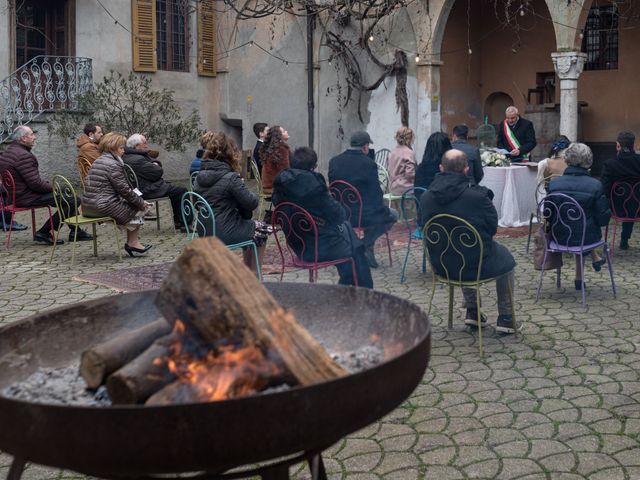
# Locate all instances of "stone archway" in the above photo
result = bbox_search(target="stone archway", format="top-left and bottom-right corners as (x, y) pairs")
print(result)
(484, 92), (514, 126)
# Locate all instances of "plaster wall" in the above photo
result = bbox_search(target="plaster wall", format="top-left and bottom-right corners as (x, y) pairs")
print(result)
(0, 1), (11, 79)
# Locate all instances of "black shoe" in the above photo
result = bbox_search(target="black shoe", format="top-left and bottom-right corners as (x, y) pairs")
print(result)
(69, 229), (94, 242)
(574, 279), (585, 291)
(124, 243), (153, 257)
(464, 309), (488, 328)
(620, 239), (630, 250)
(496, 314), (519, 334)
(33, 231), (64, 245)
(364, 248), (379, 269)
(592, 258), (606, 272)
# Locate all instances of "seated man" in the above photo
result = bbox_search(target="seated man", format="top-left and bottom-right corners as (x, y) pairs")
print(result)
(599, 131), (640, 250)
(328, 131), (398, 268)
(76, 122), (103, 171)
(420, 149), (518, 333)
(0, 126), (92, 245)
(272, 147), (373, 288)
(123, 134), (188, 230)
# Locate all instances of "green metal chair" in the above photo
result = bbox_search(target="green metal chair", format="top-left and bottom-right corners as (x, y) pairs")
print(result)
(123, 163), (175, 233)
(423, 214), (516, 357)
(50, 175), (122, 265)
(181, 191), (262, 280)
(249, 160), (267, 221)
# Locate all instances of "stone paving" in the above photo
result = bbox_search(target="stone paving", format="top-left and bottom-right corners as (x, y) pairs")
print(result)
(1, 204), (640, 480)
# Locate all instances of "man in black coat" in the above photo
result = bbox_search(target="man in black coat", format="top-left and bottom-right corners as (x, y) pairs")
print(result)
(328, 131), (398, 268)
(419, 149), (517, 333)
(497, 106), (537, 161)
(599, 131), (640, 250)
(252, 122), (268, 175)
(451, 124), (483, 185)
(123, 134), (188, 230)
(272, 147), (373, 288)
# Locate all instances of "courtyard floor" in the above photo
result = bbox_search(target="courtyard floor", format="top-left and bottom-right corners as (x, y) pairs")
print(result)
(1, 204), (639, 480)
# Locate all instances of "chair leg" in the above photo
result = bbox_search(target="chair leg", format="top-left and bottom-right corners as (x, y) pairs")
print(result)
(400, 233), (411, 284)
(385, 232), (393, 266)
(350, 258), (358, 287)
(112, 221), (122, 260)
(556, 266), (561, 289)
(476, 286), (483, 357)
(611, 222), (618, 258)
(5, 210), (15, 248)
(427, 276), (437, 318)
(604, 244), (616, 297)
(70, 223), (79, 266)
(508, 278), (518, 338)
(251, 243), (262, 281)
(578, 254), (586, 307)
(447, 285), (454, 329)
(49, 225), (64, 263)
(526, 213), (534, 253)
(535, 260), (546, 303)
(155, 202), (161, 231)
(92, 223), (98, 257)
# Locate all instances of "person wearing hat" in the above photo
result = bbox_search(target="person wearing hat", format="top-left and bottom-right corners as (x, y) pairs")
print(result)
(328, 130), (398, 268)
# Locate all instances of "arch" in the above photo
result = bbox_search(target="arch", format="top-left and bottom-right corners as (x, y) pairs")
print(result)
(484, 92), (513, 126)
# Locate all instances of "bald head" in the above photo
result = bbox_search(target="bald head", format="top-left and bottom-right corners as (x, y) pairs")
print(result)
(440, 149), (468, 174)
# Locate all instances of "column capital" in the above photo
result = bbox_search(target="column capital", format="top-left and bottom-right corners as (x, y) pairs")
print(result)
(551, 51), (587, 80)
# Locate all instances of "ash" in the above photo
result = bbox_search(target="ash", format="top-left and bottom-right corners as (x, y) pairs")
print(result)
(2, 364), (112, 407)
(331, 344), (384, 373)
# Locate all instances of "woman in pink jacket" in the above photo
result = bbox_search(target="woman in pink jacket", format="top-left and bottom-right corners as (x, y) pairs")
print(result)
(388, 127), (417, 195)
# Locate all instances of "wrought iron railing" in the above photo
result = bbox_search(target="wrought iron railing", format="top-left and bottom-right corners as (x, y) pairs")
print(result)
(0, 56), (93, 142)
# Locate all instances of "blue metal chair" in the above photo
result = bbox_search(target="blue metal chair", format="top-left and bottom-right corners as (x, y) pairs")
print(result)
(400, 187), (427, 283)
(535, 193), (616, 306)
(181, 191), (262, 280)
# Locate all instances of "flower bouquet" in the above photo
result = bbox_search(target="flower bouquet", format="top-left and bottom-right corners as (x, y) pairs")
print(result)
(481, 150), (511, 167)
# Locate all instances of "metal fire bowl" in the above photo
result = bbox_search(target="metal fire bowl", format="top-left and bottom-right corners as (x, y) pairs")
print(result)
(0, 283), (431, 477)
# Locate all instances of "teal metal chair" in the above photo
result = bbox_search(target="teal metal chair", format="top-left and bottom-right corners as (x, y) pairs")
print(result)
(400, 187), (427, 283)
(189, 171), (199, 191)
(423, 214), (517, 357)
(50, 175), (122, 265)
(181, 191), (262, 280)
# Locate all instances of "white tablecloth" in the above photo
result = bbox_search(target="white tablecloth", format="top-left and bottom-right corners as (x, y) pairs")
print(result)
(480, 165), (538, 227)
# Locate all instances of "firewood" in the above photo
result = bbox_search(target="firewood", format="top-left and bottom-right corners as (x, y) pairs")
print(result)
(155, 237), (347, 385)
(80, 319), (172, 389)
(106, 333), (178, 404)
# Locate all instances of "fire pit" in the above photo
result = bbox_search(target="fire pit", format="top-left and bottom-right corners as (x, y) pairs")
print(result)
(0, 283), (431, 480)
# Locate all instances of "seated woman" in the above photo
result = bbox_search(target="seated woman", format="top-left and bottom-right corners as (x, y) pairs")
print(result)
(536, 135), (570, 190)
(414, 131), (452, 194)
(547, 143), (611, 289)
(388, 127), (417, 195)
(195, 132), (267, 275)
(272, 147), (373, 288)
(82, 132), (152, 257)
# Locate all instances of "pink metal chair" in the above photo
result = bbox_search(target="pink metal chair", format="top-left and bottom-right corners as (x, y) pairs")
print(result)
(0, 170), (54, 248)
(328, 180), (393, 266)
(605, 178), (640, 256)
(271, 201), (358, 285)
(535, 193), (616, 307)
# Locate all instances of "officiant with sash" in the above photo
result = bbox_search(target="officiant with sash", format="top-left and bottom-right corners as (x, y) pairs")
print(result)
(497, 106), (537, 162)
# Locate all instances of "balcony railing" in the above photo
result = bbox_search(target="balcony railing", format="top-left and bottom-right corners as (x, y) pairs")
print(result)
(0, 56), (93, 142)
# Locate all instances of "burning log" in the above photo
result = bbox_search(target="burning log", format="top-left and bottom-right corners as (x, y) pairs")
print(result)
(155, 237), (347, 386)
(106, 332), (179, 404)
(80, 319), (172, 389)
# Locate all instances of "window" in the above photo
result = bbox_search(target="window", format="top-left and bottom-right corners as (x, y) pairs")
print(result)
(581, 5), (618, 71)
(156, 0), (189, 72)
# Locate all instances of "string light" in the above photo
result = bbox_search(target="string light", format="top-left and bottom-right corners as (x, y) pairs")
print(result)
(468, 48), (472, 55)
(369, 35), (374, 42)
(415, 54), (420, 63)
(520, 7), (525, 17)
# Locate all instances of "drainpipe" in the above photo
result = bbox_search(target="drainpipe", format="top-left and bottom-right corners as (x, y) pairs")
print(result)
(306, 7), (315, 148)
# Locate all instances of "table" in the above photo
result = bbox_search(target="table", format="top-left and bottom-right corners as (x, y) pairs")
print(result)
(480, 165), (538, 227)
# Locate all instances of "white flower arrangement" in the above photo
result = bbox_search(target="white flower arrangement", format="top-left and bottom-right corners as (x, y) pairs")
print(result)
(481, 150), (511, 167)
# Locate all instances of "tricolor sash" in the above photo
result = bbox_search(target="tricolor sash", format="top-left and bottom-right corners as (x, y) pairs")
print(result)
(502, 120), (529, 159)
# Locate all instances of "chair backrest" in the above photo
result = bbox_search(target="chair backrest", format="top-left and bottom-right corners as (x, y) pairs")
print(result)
(328, 180), (363, 229)
(189, 171), (199, 191)
(400, 186), (426, 228)
(77, 158), (93, 190)
(378, 167), (390, 194)
(476, 124), (497, 149)
(249, 160), (263, 195)
(181, 191), (215, 239)
(272, 201), (319, 265)
(1, 170), (17, 207)
(610, 178), (640, 221)
(537, 192), (587, 248)
(424, 214), (484, 283)
(122, 163), (139, 190)
(535, 173), (561, 207)
(375, 148), (390, 170)
(51, 175), (79, 224)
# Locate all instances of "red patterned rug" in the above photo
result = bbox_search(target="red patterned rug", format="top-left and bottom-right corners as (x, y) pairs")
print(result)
(74, 223), (528, 292)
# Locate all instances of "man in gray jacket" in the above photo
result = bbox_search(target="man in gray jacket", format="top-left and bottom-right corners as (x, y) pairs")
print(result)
(451, 124), (484, 185)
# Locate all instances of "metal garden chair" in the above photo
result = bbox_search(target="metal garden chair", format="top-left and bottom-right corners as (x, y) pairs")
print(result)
(535, 193), (616, 307)
(400, 187), (427, 283)
(605, 178), (640, 256)
(375, 148), (390, 171)
(123, 163), (175, 233)
(423, 214), (517, 357)
(272, 201), (358, 285)
(1, 170), (54, 248)
(180, 191), (262, 280)
(329, 180), (393, 266)
(526, 174), (561, 253)
(189, 171), (199, 192)
(50, 175), (121, 265)
(77, 157), (93, 192)
(378, 166), (402, 208)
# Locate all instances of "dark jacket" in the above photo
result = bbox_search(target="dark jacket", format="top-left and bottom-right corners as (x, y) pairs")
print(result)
(122, 148), (170, 198)
(419, 172), (516, 281)
(497, 117), (537, 158)
(328, 149), (390, 225)
(451, 140), (484, 185)
(414, 159), (440, 192)
(252, 140), (263, 174)
(0, 141), (51, 206)
(194, 159), (257, 245)
(547, 166), (611, 246)
(599, 151), (640, 216)
(272, 168), (354, 261)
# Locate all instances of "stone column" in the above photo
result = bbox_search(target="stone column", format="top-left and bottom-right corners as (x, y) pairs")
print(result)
(551, 51), (586, 142)
(415, 61), (442, 156)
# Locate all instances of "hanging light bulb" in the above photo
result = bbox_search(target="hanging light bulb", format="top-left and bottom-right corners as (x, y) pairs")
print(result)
(249, 41), (254, 47)
(579, 30), (584, 39)
(415, 54), (420, 63)
(468, 48), (473, 55)
(369, 35), (374, 42)
(520, 7), (525, 16)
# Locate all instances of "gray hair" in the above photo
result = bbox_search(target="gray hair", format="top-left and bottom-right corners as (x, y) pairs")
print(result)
(11, 125), (31, 141)
(126, 133), (146, 148)
(564, 142), (593, 169)
(505, 106), (518, 116)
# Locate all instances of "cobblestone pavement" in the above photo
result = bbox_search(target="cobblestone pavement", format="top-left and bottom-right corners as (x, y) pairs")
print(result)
(1, 205), (639, 480)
